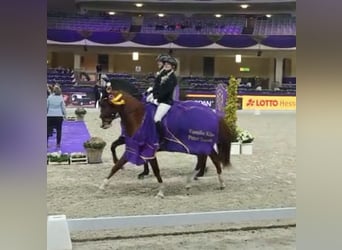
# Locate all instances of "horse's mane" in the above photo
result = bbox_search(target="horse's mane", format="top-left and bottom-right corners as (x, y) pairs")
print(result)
(108, 78), (142, 100)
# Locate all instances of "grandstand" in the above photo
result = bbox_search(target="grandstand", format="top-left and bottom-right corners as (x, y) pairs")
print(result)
(47, 0), (296, 106)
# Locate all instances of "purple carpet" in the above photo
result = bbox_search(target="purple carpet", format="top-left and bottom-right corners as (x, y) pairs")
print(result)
(47, 121), (90, 153)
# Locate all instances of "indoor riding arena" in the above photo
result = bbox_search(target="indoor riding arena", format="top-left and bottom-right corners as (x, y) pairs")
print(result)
(47, 0), (296, 249)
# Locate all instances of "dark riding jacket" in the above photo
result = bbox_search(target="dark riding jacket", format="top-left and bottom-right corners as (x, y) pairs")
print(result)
(152, 70), (178, 105)
(151, 69), (165, 99)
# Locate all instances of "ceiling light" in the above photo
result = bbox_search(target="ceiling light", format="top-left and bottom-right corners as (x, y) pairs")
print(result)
(266, 14), (272, 18)
(215, 14), (222, 18)
(132, 52), (139, 61)
(135, 3), (143, 8)
(235, 54), (242, 63)
(158, 13), (165, 17)
(108, 11), (115, 15)
(240, 4), (249, 9)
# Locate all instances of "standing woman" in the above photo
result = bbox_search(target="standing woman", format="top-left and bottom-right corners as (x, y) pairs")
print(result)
(93, 81), (102, 108)
(47, 85), (67, 148)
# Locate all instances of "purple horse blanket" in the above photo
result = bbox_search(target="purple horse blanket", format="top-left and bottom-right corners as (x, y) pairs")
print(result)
(123, 101), (219, 165)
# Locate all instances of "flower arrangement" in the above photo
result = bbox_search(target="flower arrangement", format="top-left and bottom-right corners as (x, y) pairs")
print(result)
(83, 137), (106, 149)
(237, 128), (254, 143)
(47, 152), (70, 162)
(75, 107), (87, 115)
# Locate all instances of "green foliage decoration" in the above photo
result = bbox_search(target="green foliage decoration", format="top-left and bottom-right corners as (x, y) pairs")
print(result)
(224, 76), (239, 141)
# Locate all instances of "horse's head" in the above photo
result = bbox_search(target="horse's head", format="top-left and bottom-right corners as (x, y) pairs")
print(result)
(99, 88), (125, 129)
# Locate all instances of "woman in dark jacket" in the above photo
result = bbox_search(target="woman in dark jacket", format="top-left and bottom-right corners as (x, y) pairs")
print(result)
(145, 54), (169, 97)
(146, 56), (178, 141)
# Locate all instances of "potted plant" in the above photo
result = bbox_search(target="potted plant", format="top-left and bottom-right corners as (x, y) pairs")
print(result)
(75, 107), (87, 121)
(237, 128), (255, 155)
(224, 76), (240, 155)
(83, 137), (106, 163)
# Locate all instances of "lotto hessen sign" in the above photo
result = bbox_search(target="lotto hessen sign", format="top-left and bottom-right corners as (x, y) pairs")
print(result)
(242, 96), (296, 110)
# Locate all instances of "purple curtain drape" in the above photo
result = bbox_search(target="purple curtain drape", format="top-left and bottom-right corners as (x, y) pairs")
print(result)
(47, 29), (296, 48)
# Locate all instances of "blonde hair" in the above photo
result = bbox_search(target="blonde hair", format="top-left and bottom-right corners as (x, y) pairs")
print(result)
(53, 86), (62, 95)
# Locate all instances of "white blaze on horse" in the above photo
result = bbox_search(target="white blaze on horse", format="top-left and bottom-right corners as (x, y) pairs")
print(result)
(99, 87), (234, 198)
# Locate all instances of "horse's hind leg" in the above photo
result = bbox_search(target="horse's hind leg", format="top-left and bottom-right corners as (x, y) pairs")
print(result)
(138, 163), (150, 179)
(148, 158), (164, 198)
(99, 156), (127, 190)
(209, 150), (225, 189)
(111, 136), (125, 164)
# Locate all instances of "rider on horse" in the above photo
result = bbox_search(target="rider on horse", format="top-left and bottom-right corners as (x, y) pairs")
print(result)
(146, 55), (178, 143)
(155, 54), (169, 78)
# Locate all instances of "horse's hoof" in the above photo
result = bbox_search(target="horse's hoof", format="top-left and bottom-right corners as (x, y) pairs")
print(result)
(155, 192), (164, 199)
(219, 185), (225, 190)
(137, 174), (145, 180)
(195, 172), (204, 178)
(99, 179), (109, 190)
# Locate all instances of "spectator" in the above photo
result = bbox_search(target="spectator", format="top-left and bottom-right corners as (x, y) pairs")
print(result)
(93, 81), (102, 108)
(47, 84), (54, 97)
(47, 85), (67, 148)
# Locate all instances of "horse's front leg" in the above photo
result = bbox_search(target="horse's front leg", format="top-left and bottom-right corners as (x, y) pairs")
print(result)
(99, 156), (127, 190)
(209, 150), (225, 190)
(194, 154), (208, 179)
(186, 158), (203, 194)
(148, 158), (164, 198)
(137, 163), (150, 179)
(110, 136), (125, 164)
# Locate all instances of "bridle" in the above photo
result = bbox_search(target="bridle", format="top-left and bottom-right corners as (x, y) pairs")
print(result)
(100, 96), (140, 122)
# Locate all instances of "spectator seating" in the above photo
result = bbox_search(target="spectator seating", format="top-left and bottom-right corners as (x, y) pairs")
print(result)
(47, 67), (76, 85)
(47, 11), (131, 32)
(253, 16), (296, 36)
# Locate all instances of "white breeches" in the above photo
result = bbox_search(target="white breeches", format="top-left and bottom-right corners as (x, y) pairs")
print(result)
(154, 103), (171, 122)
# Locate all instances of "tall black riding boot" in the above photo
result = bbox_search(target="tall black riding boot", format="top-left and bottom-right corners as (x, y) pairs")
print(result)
(155, 121), (164, 144)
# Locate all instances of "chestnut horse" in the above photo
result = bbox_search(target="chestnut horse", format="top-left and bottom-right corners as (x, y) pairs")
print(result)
(106, 78), (209, 179)
(99, 90), (233, 198)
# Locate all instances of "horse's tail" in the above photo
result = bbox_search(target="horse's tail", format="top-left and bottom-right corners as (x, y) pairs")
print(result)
(217, 118), (233, 168)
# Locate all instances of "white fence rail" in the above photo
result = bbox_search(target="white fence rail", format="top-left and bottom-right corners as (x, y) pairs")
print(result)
(67, 207), (296, 232)
(47, 207), (296, 250)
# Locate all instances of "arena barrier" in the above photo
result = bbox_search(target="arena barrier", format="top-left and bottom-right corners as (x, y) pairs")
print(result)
(184, 84), (296, 112)
(60, 84), (296, 111)
(47, 207), (295, 250)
